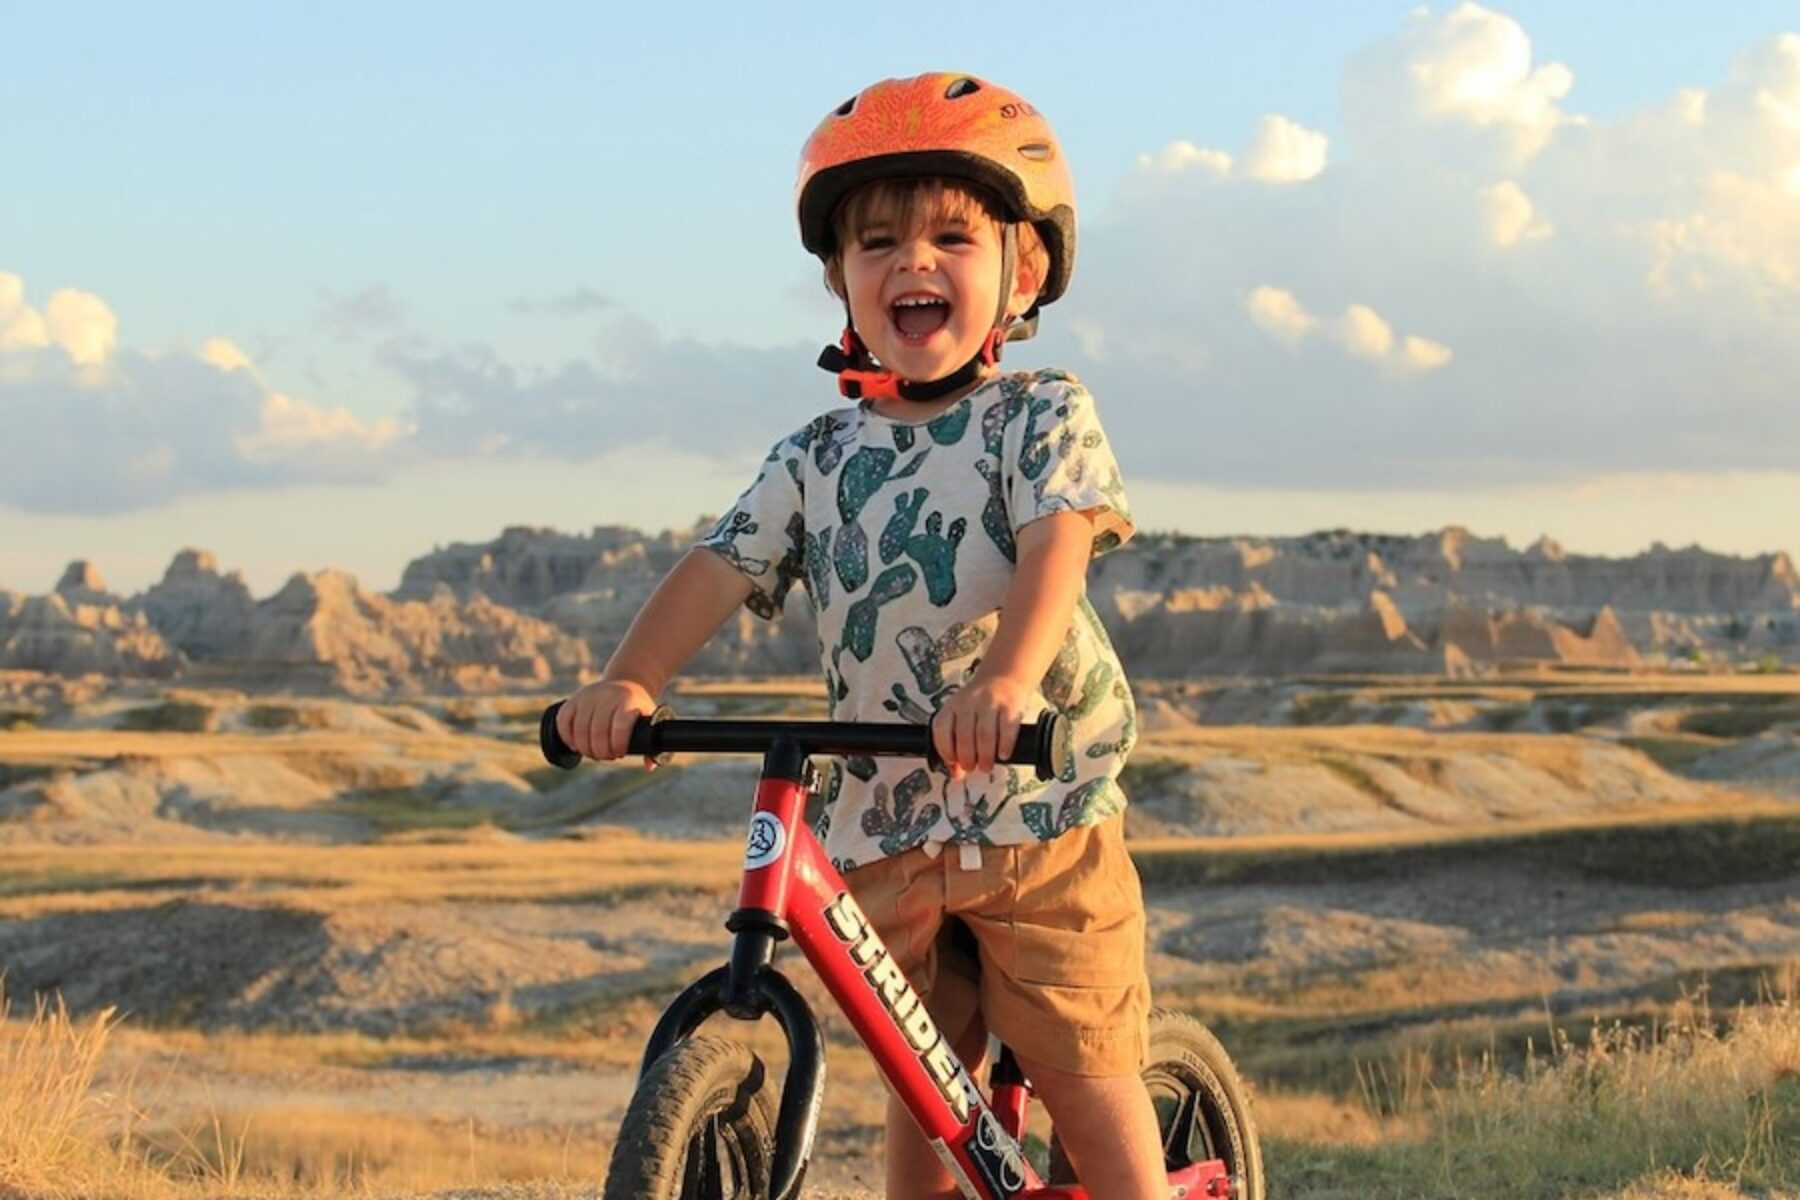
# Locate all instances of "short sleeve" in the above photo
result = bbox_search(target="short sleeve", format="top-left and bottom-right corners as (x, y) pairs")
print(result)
(1007, 376), (1136, 556)
(695, 434), (807, 619)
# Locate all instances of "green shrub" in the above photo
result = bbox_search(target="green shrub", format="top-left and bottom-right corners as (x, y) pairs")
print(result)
(1119, 757), (1187, 799)
(1678, 700), (1800, 740)
(1291, 691), (1356, 726)
(0, 707), (41, 731)
(1620, 737), (1718, 772)
(244, 704), (300, 730)
(118, 700), (213, 733)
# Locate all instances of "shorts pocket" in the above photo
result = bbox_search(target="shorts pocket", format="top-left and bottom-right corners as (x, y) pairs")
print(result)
(1006, 819), (1146, 989)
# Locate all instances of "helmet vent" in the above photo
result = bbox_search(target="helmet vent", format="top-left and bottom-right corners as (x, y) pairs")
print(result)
(1017, 142), (1054, 161)
(944, 77), (981, 100)
(834, 96), (857, 117)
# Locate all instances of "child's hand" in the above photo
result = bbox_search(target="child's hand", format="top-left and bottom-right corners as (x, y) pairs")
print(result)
(555, 678), (658, 763)
(931, 675), (1034, 779)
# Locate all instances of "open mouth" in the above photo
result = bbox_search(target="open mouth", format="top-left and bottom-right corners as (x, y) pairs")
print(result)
(891, 295), (950, 342)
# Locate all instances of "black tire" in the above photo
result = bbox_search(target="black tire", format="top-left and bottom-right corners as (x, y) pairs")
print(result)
(1048, 1009), (1264, 1200)
(603, 1035), (778, 1200)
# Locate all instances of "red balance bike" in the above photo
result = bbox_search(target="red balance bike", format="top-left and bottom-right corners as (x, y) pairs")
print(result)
(541, 705), (1263, 1200)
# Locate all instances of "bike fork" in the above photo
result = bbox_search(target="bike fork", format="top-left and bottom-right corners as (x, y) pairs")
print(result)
(639, 954), (825, 1200)
(636, 738), (827, 1200)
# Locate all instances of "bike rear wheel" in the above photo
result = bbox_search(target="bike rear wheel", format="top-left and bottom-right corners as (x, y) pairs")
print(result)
(1049, 1008), (1264, 1199)
(602, 1035), (778, 1200)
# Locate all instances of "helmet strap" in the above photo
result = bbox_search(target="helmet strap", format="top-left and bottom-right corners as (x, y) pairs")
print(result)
(815, 224), (1021, 404)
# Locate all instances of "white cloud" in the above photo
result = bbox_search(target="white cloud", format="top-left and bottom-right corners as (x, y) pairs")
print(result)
(2, 265), (831, 513)
(236, 393), (408, 464)
(1245, 286), (1315, 343)
(0, 269), (414, 514)
(1344, 2), (1573, 167)
(1137, 140), (1233, 176)
(10, 9), (1799, 515)
(0, 274), (49, 352)
(1401, 335), (1454, 373)
(1480, 180), (1549, 245)
(0, 276), (117, 364)
(44, 290), (117, 366)
(1338, 303), (1394, 361)
(1242, 287), (1449, 377)
(1138, 115), (1328, 186)
(1058, 12), (1799, 492)
(198, 337), (253, 372)
(1243, 115), (1330, 183)
(381, 315), (819, 462)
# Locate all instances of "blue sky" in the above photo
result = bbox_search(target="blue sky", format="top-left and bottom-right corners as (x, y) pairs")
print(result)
(4, 3), (1798, 592)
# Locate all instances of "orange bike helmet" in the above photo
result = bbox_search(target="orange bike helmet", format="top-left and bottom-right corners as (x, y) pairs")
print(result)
(796, 72), (1077, 307)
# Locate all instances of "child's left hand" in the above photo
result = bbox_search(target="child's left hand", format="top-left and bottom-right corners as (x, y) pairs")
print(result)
(931, 674), (1034, 779)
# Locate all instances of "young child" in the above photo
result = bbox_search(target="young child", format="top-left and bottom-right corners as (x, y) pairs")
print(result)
(557, 72), (1166, 1199)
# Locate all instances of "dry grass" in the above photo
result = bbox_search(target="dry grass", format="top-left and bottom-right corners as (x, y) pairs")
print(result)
(0, 728), (537, 768)
(1131, 802), (1800, 891)
(1310, 671), (1800, 699)
(0, 983), (615, 1198)
(0, 832), (742, 916)
(1272, 986), (1800, 1198)
(131, 1107), (610, 1193)
(0, 984), (144, 1198)
(5, 799), (1786, 918)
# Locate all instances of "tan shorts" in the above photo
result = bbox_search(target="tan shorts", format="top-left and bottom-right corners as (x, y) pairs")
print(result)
(843, 815), (1150, 1078)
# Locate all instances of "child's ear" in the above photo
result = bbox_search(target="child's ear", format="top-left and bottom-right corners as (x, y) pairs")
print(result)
(1007, 258), (1043, 320)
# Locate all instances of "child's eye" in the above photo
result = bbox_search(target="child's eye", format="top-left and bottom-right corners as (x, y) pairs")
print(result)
(857, 235), (895, 251)
(937, 232), (972, 246)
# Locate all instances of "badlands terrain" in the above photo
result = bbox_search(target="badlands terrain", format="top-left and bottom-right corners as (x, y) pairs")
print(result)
(3, 524), (1796, 694)
(0, 668), (1795, 1196)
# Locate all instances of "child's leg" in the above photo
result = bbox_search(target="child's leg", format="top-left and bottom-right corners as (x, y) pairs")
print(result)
(843, 850), (985, 1199)
(882, 1013), (989, 1200)
(954, 816), (1161, 1196)
(1014, 1053), (1166, 1200)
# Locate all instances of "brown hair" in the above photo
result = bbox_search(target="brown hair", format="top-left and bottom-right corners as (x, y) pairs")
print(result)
(822, 178), (1049, 310)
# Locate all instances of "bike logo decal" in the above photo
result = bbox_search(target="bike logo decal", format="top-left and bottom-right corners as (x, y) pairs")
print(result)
(964, 1110), (1028, 1198)
(824, 891), (981, 1125)
(928, 1137), (982, 1199)
(744, 813), (785, 869)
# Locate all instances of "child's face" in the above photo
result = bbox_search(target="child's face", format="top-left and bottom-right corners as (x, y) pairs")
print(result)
(839, 192), (1034, 386)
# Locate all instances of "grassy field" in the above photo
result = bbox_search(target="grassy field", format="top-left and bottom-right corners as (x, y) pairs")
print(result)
(0, 671), (1794, 1196)
(5, 978), (1794, 1198)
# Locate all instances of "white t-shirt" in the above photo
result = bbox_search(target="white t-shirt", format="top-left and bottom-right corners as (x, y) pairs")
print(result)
(698, 368), (1138, 872)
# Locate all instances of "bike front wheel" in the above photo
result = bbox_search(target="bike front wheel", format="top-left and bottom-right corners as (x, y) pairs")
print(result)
(602, 1035), (778, 1200)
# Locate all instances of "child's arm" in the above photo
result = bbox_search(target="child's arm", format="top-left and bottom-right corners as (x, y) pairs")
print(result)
(931, 510), (1096, 776)
(555, 547), (755, 760)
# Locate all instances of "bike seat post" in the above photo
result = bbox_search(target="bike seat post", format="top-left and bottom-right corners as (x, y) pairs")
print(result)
(721, 735), (810, 1019)
(989, 1044), (1031, 1140)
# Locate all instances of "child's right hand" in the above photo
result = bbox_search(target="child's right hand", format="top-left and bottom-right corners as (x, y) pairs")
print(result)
(554, 678), (658, 762)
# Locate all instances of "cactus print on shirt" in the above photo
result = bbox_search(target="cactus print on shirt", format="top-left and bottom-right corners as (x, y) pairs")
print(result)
(696, 369), (1137, 872)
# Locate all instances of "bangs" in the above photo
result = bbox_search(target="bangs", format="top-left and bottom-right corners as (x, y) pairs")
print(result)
(832, 179), (1001, 246)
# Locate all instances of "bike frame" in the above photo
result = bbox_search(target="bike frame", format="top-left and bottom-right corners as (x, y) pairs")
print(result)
(617, 730), (1231, 1200)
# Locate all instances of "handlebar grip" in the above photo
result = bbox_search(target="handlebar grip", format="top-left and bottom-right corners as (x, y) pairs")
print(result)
(539, 702), (583, 770)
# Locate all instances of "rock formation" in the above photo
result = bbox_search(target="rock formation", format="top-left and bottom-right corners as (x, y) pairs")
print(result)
(0, 590), (182, 677)
(54, 560), (118, 608)
(1, 526), (1792, 692)
(242, 570), (592, 695)
(135, 549), (257, 660)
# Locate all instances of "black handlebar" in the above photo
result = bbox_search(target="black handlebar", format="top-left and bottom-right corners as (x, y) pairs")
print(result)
(539, 702), (1062, 782)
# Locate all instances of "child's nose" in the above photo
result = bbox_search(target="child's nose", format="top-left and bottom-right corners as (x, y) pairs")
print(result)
(895, 236), (936, 271)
